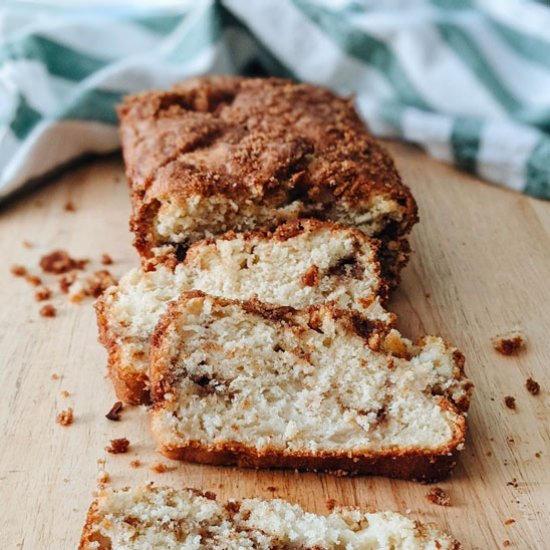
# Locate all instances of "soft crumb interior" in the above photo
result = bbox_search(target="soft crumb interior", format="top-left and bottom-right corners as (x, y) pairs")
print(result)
(154, 194), (403, 248)
(103, 224), (393, 376)
(152, 297), (467, 453)
(83, 486), (458, 550)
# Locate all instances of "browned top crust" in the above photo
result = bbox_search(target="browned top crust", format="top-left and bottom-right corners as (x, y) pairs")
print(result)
(118, 76), (416, 224)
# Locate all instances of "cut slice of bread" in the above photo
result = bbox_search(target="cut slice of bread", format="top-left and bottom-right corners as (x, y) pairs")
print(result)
(118, 76), (418, 284)
(96, 219), (395, 405)
(79, 485), (462, 549)
(150, 293), (472, 481)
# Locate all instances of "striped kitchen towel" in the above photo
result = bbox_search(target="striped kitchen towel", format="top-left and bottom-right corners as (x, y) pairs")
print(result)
(1, 0), (549, 200)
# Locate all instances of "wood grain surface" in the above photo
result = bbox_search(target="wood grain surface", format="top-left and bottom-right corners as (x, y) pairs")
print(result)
(1, 142), (549, 549)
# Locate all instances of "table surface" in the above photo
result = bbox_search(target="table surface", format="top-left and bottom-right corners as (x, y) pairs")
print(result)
(1, 142), (549, 549)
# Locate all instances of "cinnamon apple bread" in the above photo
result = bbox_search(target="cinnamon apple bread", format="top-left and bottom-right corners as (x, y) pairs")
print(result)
(117, 76), (418, 284)
(79, 485), (462, 549)
(150, 293), (473, 481)
(96, 220), (395, 405)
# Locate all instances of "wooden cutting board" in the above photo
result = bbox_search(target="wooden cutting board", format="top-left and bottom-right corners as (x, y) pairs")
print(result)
(1, 141), (549, 549)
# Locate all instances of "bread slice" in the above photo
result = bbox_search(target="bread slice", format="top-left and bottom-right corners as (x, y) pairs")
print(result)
(96, 219), (395, 405)
(150, 293), (472, 481)
(79, 485), (462, 549)
(117, 76), (418, 284)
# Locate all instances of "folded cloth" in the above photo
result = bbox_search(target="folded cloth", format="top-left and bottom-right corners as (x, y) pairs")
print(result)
(1, 0), (549, 200)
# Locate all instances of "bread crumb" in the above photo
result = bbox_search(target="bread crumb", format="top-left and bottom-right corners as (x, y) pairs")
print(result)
(58, 272), (77, 294)
(60, 390), (70, 398)
(97, 470), (110, 485)
(40, 250), (88, 274)
(22, 240), (33, 249)
(64, 200), (76, 212)
(106, 438), (130, 454)
(130, 459), (142, 468)
(150, 462), (172, 473)
(535, 451), (541, 458)
(10, 265), (27, 277)
(525, 377), (540, 396)
(426, 487), (451, 507)
(39, 304), (56, 318)
(105, 401), (123, 421)
(507, 478), (518, 488)
(35, 287), (51, 301)
(504, 518), (515, 526)
(25, 274), (42, 286)
(97, 458), (106, 467)
(503, 541), (511, 547)
(504, 396), (516, 410)
(326, 498), (337, 511)
(51, 372), (61, 380)
(101, 253), (113, 265)
(492, 330), (526, 355)
(56, 408), (73, 426)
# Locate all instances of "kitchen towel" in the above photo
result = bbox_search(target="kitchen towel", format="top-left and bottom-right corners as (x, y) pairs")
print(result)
(1, 0), (549, 201)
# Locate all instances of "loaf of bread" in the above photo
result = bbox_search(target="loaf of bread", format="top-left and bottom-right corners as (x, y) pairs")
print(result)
(96, 220), (395, 404)
(150, 293), (472, 481)
(79, 485), (462, 549)
(117, 76), (418, 283)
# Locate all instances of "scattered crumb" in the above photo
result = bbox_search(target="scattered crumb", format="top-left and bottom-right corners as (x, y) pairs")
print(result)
(150, 462), (172, 473)
(25, 274), (42, 286)
(51, 372), (61, 380)
(130, 459), (142, 469)
(326, 498), (337, 512)
(425, 293), (431, 298)
(69, 270), (117, 302)
(492, 330), (526, 355)
(105, 437), (130, 454)
(60, 390), (70, 398)
(86, 270), (117, 298)
(507, 436), (515, 444)
(105, 401), (123, 421)
(56, 408), (74, 426)
(503, 541), (511, 547)
(34, 287), (51, 301)
(64, 200), (76, 212)
(507, 478), (519, 488)
(426, 487), (452, 507)
(504, 396), (516, 410)
(535, 451), (541, 458)
(10, 265), (27, 277)
(97, 458), (106, 467)
(39, 304), (56, 318)
(504, 519), (516, 526)
(101, 253), (113, 265)
(22, 240), (33, 249)
(266, 486), (277, 493)
(97, 470), (110, 487)
(40, 250), (88, 274)
(486, 451), (493, 457)
(525, 377), (540, 396)
(58, 272), (77, 294)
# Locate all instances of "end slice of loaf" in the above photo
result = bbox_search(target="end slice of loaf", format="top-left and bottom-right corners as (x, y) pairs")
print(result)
(79, 485), (462, 549)
(118, 76), (418, 283)
(96, 219), (394, 404)
(150, 293), (473, 481)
